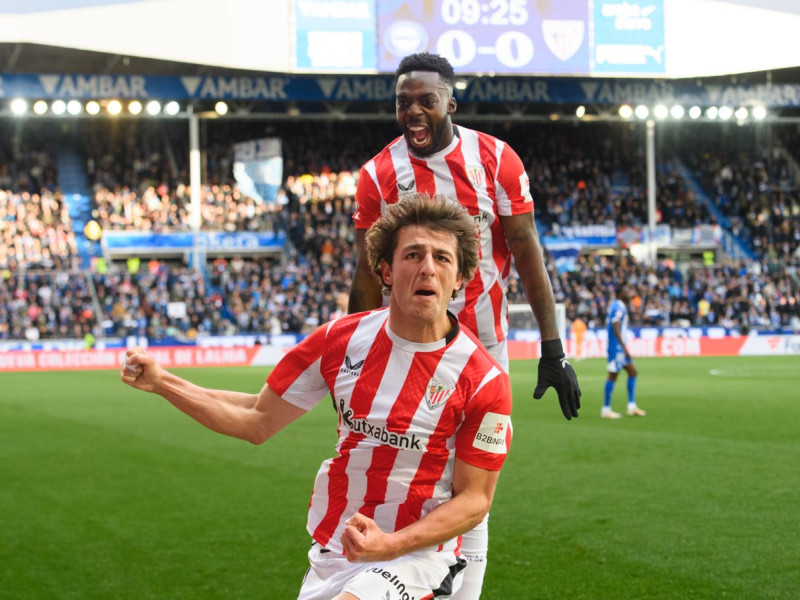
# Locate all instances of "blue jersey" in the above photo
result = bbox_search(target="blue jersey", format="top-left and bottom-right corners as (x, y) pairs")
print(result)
(606, 299), (628, 360)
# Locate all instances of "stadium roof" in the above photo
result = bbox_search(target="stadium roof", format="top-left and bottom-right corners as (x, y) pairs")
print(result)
(0, 42), (263, 76)
(3, 42), (800, 122)
(4, 41), (800, 85)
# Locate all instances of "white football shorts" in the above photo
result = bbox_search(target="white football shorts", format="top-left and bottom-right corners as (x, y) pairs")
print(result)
(298, 541), (467, 600)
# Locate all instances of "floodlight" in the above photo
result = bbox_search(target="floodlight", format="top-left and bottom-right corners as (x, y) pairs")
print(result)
(107, 100), (122, 115)
(86, 101), (101, 115)
(146, 100), (162, 115)
(575, 105), (586, 118)
(10, 98), (27, 115)
(51, 100), (66, 115)
(718, 106), (733, 120)
(634, 105), (649, 119)
(67, 100), (82, 115)
(706, 106), (718, 119)
(752, 106), (767, 120)
(164, 101), (180, 115)
(454, 78), (468, 90)
(33, 100), (48, 115)
(735, 107), (748, 120)
(215, 101), (228, 116)
(128, 100), (143, 115)
(689, 106), (702, 119)
(619, 104), (633, 119)
(654, 104), (669, 119)
(670, 105), (685, 119)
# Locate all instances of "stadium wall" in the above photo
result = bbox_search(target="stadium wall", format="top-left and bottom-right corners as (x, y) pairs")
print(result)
(2, 333), (799, 372)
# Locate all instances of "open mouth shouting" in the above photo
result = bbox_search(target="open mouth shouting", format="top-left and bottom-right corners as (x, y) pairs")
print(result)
(407, 124), (431, 149)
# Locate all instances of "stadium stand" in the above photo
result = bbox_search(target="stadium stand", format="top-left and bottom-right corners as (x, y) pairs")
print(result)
(2, 119), (799, 343)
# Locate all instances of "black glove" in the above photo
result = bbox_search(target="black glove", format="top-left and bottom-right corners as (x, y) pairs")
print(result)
(533, 338), (581, 420)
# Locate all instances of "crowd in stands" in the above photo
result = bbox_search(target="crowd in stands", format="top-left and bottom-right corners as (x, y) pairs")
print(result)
(2, 120), (800, 342)
(508, 251), (800, 333)
(681, 126), (800, 259)
(85, 122), (724, 238)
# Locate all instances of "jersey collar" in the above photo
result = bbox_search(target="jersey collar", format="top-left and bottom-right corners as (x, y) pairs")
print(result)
(384, 311), (460, 352)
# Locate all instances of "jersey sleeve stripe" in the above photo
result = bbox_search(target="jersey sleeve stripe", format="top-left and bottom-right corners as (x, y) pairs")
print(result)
(266, 322), (330, 396)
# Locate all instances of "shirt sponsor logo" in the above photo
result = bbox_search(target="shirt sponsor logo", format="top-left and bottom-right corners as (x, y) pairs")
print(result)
(365, 566), (417, 600)
(472, 211), (491, 237)
(424, 377), (454, 411)
(473, 412), (510, 454)
(519, 173), (533, 203)
(340, 355), (364, 376)
(338, 399), (427, 451)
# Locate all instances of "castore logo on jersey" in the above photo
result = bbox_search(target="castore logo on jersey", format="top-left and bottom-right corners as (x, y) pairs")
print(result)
(340, 355), (365, 376)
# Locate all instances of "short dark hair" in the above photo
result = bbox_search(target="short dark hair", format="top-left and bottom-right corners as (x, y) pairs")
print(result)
(395, 52), (455, 88)
(366, 193), (478, 297)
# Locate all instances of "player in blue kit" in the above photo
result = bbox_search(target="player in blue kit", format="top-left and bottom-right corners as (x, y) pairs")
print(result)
(602, 284), (646, 419)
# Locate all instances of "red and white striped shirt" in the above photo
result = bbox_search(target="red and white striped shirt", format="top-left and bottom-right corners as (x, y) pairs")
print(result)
(267, 308), (512, 554)
(353, 125), (534, 347)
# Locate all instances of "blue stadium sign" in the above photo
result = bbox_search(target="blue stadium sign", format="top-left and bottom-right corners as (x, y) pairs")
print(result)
(2, 73), (800, 107)
(102, 231), (286, 256)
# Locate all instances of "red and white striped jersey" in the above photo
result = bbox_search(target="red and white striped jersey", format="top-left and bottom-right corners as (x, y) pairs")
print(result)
(353, 125), (534, 347)
(267, 308), (512, 554)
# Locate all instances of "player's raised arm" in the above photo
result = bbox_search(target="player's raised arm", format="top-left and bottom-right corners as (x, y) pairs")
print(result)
(348, 228), (383, 313)
(120, 348), (305, 444)
(500, 212), (581, 420)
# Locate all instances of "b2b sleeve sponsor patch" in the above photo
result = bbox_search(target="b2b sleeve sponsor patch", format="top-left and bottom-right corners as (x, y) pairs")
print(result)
(520, 173), (533, 203)
(472, 412), (510, 454)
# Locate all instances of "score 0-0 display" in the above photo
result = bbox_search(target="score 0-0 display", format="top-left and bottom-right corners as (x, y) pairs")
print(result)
(377, 0), (591, 75)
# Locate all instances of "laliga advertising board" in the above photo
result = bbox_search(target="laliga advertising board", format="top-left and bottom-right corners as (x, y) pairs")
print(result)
(3, 335), (800, 372)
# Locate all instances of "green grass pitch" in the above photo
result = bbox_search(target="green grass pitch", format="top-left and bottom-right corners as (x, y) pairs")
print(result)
(1, 355), (799, 599)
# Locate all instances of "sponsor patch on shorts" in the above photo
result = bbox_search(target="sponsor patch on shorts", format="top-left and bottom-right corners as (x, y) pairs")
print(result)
(473, 412), (510, 454)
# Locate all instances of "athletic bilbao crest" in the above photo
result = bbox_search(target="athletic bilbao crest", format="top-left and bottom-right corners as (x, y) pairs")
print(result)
(542, 20), (585, 62)
(466, 166), (485, 188)
(425, 378), (455, 411)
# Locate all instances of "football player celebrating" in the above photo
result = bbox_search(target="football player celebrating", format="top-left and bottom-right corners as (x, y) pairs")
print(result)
(348, 51), (581, 598)
(121, 194), (513, 599)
